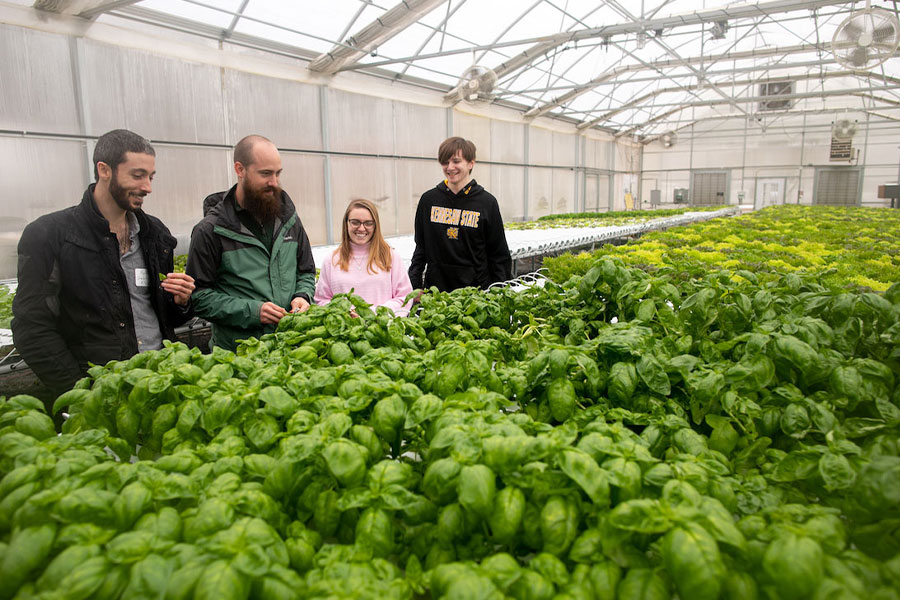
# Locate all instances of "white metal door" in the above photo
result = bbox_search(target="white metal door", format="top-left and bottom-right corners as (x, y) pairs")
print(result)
(755, 178), (786, 209)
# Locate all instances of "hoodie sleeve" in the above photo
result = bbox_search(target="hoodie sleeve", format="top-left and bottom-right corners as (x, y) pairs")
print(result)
(408, 195), (427, 289)
(485, 198), (512, 286)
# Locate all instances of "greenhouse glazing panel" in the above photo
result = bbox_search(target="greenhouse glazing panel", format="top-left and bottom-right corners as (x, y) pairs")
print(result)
(0, 26), (80, 135)
(552, 170), (575, 214)
(393, 103), (447, 159)
(528, 127), (553, 167)
(84, 41), (226, 144)
(398, 159), (441, 237)
(528, 167), (553, 219)
(584, 139), (612, 172)
(149, 146), (230, 249)
(0, 137), (87, 279)
(225, 71), (322, 151)
(585, 175), (599, 212)
(553, 132), (576, 168)
(490, 165), (526, 223)
(490, 121), (526, 164)
(280, 153), (328, 246)
(329, 156), (398, 239)
(454, 113), (493, 161)
(327, 90), (394, 156)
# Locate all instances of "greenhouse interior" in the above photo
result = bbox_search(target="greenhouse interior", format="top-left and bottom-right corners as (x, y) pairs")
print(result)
(1, 0), (900, 598)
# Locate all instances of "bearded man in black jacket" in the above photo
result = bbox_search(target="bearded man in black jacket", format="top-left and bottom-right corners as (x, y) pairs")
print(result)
(408, 137), (512, 292)
(11, 129), (195, 398)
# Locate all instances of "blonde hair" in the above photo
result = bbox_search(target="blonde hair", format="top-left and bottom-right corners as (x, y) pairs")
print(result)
(335, 199), (392, 274)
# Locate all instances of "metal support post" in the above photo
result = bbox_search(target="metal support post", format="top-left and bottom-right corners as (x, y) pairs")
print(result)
(523, 125), (530, 220)
(320, 86), (334, 244)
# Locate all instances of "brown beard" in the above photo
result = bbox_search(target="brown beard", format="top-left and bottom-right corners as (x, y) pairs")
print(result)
(242, 178), (282, 223)
(109, 173), (144, 212)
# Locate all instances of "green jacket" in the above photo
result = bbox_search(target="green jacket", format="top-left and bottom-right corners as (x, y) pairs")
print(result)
(186, 186), (316, 351)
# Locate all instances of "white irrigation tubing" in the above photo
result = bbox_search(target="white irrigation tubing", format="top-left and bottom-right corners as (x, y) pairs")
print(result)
(508, 207), (738, 260)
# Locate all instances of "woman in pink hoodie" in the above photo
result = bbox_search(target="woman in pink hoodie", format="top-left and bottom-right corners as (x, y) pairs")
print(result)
(315, 199), (413, 316)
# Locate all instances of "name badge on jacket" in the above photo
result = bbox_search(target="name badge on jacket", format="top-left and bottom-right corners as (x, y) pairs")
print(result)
(135, 268), (149, 287)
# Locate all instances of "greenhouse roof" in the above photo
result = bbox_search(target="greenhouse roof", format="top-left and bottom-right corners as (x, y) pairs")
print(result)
(17, 0), (900, 141)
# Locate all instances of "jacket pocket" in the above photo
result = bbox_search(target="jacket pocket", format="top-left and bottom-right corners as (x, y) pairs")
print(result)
(59, 234), (111, 293)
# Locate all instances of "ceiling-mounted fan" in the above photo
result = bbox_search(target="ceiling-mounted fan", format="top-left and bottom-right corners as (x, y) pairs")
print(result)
(831, 0), (900, 70)
(832, 118), (858, 140)
(446, 65), (498, 104)
(659, 131), (678, 148)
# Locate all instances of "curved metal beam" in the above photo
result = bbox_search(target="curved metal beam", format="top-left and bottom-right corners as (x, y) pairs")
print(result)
(615, 84), (900, 138)
(592, 70), (900, 128)
(33, 0), (139, 20)
(308, 0), (446, 74)
(535, 42), (834, 121)
(492, 0), (851, 94)
(646, 100), (900, 142)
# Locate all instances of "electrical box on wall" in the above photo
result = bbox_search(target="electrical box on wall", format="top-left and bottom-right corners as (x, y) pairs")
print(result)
(877, 184), (899, 199)
(673, 188), (688, 203)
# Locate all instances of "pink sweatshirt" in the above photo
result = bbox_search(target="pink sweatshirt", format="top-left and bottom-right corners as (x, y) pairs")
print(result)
(315, 244), (414, 317)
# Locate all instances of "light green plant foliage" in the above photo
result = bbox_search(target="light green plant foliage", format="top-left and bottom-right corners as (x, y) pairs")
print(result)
(174, 254), (187, 273)
(0, 286), (13, 329)
(545, 205), (900, 291)
(506, 206), (726, 230)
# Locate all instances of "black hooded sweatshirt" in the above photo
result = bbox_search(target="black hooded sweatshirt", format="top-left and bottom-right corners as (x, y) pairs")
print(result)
(408, 179), (511, 292)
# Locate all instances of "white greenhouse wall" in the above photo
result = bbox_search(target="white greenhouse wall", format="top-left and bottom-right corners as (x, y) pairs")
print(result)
(642, 112), (900, 209)
(0, 7), (637, 279)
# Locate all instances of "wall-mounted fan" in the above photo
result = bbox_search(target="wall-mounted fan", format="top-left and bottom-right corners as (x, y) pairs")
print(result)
(832, 118), (858, 140)
(449, 65), (498, 103)
(831, 0), (900, 70)
(659, 131), (678, 148)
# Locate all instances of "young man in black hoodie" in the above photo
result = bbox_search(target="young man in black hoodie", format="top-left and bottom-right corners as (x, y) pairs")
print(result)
(408, 137), (512, 292)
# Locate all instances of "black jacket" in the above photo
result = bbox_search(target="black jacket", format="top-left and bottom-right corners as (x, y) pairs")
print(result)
(11, 186), (191, 395)
(408, 179), (512, 291)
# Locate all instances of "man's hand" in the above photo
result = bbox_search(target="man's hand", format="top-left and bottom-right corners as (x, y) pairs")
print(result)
(260, 301), (287, 324)
(160, 273), (195, 306)
(290, 297), (311, 314)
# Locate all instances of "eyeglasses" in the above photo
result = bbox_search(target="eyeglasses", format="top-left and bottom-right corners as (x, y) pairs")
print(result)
(348, 219), (375, 229)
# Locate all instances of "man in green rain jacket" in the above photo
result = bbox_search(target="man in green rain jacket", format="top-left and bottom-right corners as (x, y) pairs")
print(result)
(187, 135), (316, 351)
